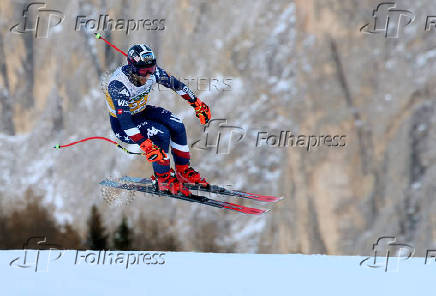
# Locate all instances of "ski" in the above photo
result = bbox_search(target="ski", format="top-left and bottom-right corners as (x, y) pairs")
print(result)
(119, 176), (283, 203)
(99, 179), (268, 215)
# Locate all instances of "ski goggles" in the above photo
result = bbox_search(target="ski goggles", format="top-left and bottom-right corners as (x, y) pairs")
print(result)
(137, 52), (156, 75)
(140, 52), (155, 65)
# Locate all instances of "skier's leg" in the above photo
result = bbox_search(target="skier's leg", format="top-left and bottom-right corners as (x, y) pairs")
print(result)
(142, 105), (208, 186)
(111, 115), (189, 195)
(142, 105), (190, 170)
(137, 119), (191, 195)
(137, 120), (191, 195)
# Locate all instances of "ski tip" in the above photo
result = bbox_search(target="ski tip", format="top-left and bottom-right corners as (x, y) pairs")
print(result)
(251, 208), (270, 215)
(53, 144), (60, 149)
(262, 209), (272, 215)
(233, 190), (283, 203)
(257, 194), (283, 202)
(250, 195), (283, 203)
(95, 33), (101, 39)
(261, 196), (283, 203)
(236, 208), (268, 215)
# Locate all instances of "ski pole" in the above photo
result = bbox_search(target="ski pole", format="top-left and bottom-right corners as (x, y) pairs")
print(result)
(54, 136), (143, 155)
(94, 33), (127, 57)
(57, 36), (134, 155)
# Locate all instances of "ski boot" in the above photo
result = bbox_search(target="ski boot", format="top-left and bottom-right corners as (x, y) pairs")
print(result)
(175, 165), (209, 188)
(151, 169), (191, 196)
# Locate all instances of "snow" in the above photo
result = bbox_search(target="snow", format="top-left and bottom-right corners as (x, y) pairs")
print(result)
(274, 80), (292, 93)
(51, 24), (63, 34)
(2, 251), (434, 295)
(416, 49), (436, 67)
(232, 218), (266, 242)
(411, 182), (422, 190)
(384, 94), (393, 101)
(417, 123), (427, 133)
(272, 3), (295, 36)
(214, 39), (223, 49)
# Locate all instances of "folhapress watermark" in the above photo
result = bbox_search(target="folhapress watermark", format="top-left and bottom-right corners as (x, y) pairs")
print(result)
(256, 131), (346, 151)
(75, 15), (166, 35)
(75, 250), (165, 269)
(191, 120), (347, 155)
(9, 2), (166, 39)
(9, 236), (167, 272)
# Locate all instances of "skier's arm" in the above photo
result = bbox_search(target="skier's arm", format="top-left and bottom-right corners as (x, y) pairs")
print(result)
(108, 80), (166, 161)
(155, 66), (211, 124)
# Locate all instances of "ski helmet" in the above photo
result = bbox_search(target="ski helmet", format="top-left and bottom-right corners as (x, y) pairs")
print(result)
(127, 44), (156, 76)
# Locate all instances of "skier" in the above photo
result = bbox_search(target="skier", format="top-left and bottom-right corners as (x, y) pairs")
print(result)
(104, 44), (211, 196)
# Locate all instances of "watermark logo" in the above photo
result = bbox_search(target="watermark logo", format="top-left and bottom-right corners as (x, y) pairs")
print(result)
(360, 236), (415, 272)
(360, 236), (436, 271)
(191, 119), (245, 155)
(9, 236), (63, 272)
(10, 2), (64, 38)
(360, 2), (414, 38)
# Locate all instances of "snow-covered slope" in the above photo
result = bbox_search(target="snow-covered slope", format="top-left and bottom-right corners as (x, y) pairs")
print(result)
(1, 0), (436, 255)
(2, 251), (434, 295)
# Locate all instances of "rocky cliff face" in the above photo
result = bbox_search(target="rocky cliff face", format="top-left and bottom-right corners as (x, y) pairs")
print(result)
(0, 0), (434, 254)
(262, 0), (436, 255)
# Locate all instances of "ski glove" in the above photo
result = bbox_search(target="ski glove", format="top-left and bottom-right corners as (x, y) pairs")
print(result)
(190, 98), (211, 125)
(140, 139), (167, 162)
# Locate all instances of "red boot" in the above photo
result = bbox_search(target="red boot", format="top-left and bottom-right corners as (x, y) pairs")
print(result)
(175, 165), (209, 187)
(153, 169), (191, 196)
